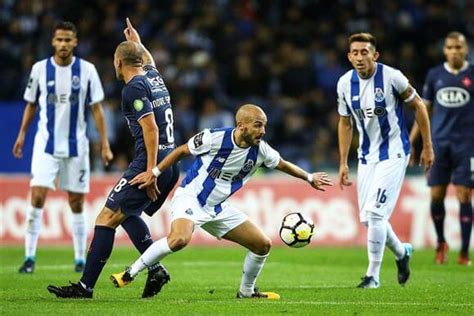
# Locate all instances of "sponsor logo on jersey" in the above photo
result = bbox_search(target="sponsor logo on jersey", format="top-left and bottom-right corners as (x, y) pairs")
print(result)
(354, 106), (387, 120)
(374, 88), (385, 102)
(436, 87), (470, 108)
(133, 99), (144, 111)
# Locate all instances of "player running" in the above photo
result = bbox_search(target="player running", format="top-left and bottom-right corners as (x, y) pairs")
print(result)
(47, 18), (179, 299)
(337, 33), (434, 288)
(410, 32), (473, 266)
(110, 104), (333, 299)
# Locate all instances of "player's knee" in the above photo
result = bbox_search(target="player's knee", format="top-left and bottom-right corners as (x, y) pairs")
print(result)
(253, 236), (272, 255)
(167, 234), (191, 251)
(68, 194), (84, 213)
(431, 187), (446, 202)
(95, 208), (124, 228)
(31, 192), (46, 208)
(455, 186), (472, 204)
(367, 212), (385, 226)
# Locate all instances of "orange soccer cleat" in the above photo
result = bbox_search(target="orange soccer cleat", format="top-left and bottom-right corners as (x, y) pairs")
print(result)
(435, 242), (449, 264)
(457, 253), (472, 266)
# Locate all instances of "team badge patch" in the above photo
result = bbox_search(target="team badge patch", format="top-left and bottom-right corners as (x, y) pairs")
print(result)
(193, 132), (204, 148)
(72, 75), (81, 90)
(374, 88), (385, 102)
(133, 99), (144, 111)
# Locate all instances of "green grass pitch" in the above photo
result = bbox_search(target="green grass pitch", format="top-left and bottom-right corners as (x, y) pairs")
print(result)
(0, 246), (472, 315)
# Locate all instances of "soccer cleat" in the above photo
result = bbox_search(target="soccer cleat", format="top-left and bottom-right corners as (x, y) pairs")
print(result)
(110, 267), (134, 288)
(47, 282), (92, 299)
(457, 253), (472, 266)
(356, 276), (380, 289)
(435, 242), (449, 264)
(236, 288), (280, 300)
(18, 258), (35, 274)
(396, 243), (413, 285)
(74, 260), (85, 273)
(142, 264), (171, 298)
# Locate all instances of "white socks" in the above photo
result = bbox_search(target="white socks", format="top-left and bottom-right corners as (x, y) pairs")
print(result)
(385, 222), (405, 260)
(71, 212), (87, 263)
(366, 214), (387, 282)
(239, 252), (269, 296)
(129, 237), (172, 277)
(25, 206), (42, 259)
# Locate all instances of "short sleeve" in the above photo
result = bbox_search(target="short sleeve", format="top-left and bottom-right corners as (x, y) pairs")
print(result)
(187, 129), (212, 156)
(24, 63), (39, 103)
(259, 141), (281, 169)
(123, 84), (153, 121)
(422, 69), (434, 102)
(337, 79), (351, 117)
(391, 69), (410, 95)
(87, 65), (105, 105)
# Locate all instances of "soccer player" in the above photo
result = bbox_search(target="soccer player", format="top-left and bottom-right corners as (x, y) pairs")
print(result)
(47, 18), (179, 299)
(410, 32), (473, 266)
(337, 33), (434, 288)
(13, 21), (113, 274)
(110, 104), (333, 299)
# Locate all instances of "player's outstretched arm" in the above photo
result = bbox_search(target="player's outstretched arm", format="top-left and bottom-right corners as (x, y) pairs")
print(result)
(130, 143), (191, 189)
(12, 102), (37, 159)
(123, 17), (156, 67)
(90, 103), (113, 166)
(403, 86), (434, 170)
(338, 115), (353, 189)
(275, 158), (333, 191)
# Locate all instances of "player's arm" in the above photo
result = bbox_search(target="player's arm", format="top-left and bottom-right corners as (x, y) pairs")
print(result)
(12, 102), (37, 158)
(90, 103), (113, 166)
(275, 158), (333, 191)
(338, 115), (353, 189)
(130, 143), (191, 189)
(402, 85), (434, 170)
(137, 113), (160, 200)
(123, 18), (156, 67)
(408, 100), (432, 165)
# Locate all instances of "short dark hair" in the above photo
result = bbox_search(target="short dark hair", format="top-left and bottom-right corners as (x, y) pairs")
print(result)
(53, 21), (77, 35)
(445, 31), (466, 42)
(348, 33), (376, 50)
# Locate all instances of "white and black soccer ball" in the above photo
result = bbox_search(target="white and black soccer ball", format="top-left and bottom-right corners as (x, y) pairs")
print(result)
(279, 212), (315, 248)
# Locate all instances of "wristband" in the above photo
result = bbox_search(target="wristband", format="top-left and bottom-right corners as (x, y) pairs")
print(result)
(151, 166), (161, 177)
(306, 173), (314, 183)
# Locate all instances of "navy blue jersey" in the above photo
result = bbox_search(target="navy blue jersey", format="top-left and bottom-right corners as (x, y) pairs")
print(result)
(422, 63), (474, 140)
(121, 64), (175, 171)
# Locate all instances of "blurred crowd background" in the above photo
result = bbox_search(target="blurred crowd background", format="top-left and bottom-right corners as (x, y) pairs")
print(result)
(1, 0), (473, 173)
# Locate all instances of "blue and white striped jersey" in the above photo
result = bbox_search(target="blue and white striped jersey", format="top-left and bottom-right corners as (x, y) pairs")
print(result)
(24, 56), (104, 157)
(337, 63), (411, 164)
(178, 128), (280, 213)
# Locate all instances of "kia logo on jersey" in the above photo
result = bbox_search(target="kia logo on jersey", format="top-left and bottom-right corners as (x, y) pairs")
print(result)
(436, 87), (470, 108)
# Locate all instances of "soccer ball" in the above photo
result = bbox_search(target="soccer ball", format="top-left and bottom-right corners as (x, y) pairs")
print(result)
(279, 212), (315, 248)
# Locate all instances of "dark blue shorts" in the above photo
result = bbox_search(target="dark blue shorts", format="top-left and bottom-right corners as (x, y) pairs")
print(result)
(428, 139), (474, 188)
(105, 164), (179, 216)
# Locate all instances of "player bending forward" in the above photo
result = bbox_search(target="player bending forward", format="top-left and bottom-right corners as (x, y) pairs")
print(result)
(111, 104), (333, 299)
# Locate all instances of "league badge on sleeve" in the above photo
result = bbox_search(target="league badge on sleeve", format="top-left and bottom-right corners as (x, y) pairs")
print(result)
(133, 99), (144, 111)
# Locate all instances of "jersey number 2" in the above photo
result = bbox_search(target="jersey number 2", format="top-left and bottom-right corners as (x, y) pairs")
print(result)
(165, 108), (175, 143)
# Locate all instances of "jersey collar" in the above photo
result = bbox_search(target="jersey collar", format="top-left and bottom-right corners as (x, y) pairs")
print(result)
(443, 61), (469, 75)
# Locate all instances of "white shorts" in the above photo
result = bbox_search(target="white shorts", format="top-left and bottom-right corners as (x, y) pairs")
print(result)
(357, 155), (409, 223)
(170, 189), (248, 238)
(30, 142), (90, 193)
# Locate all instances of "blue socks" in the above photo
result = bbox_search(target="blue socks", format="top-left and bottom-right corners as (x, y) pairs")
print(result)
(121, 215), (153, 254)
(460, 203), (473, 255)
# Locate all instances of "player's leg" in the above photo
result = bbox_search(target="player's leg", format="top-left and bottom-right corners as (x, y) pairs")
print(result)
(20, 146), (59, 273)
(454, 185), (472, 265)
(47, 206), (127, 298)
(67, 191), (87, 272)
(431, 185), (449, 264)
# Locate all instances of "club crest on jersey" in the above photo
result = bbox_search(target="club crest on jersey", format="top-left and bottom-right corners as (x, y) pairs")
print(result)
(71, 75), (81, 90)
(374, 88), (385, 102)
(242, 159), (255, 172)
(133, 99), (144, 111)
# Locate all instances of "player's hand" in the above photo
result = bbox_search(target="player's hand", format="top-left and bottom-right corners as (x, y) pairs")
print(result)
(338, 164), (352, 190)
(408, 144), (416, 167)
(124, 17), (141, 43)
(145, 180), (159, 202)
(420, 145), (435, 171)
(101, 145), (114, 167)
(308, 172), (333, 191)
(12, 134), (25, 158)
(130, 170), (160, 190)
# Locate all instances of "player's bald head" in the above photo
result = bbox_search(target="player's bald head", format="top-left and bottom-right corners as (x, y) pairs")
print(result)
(235, 104), (267, 124)
(115, 41), (143, 67)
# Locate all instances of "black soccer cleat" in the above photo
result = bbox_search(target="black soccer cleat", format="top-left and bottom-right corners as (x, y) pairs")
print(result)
(18, 258), (35, 274)
(396, 243), (413, 285)
(356, 276), (380, 289)
(47, 282), (93, 299)
(142, 264), (170, 298)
